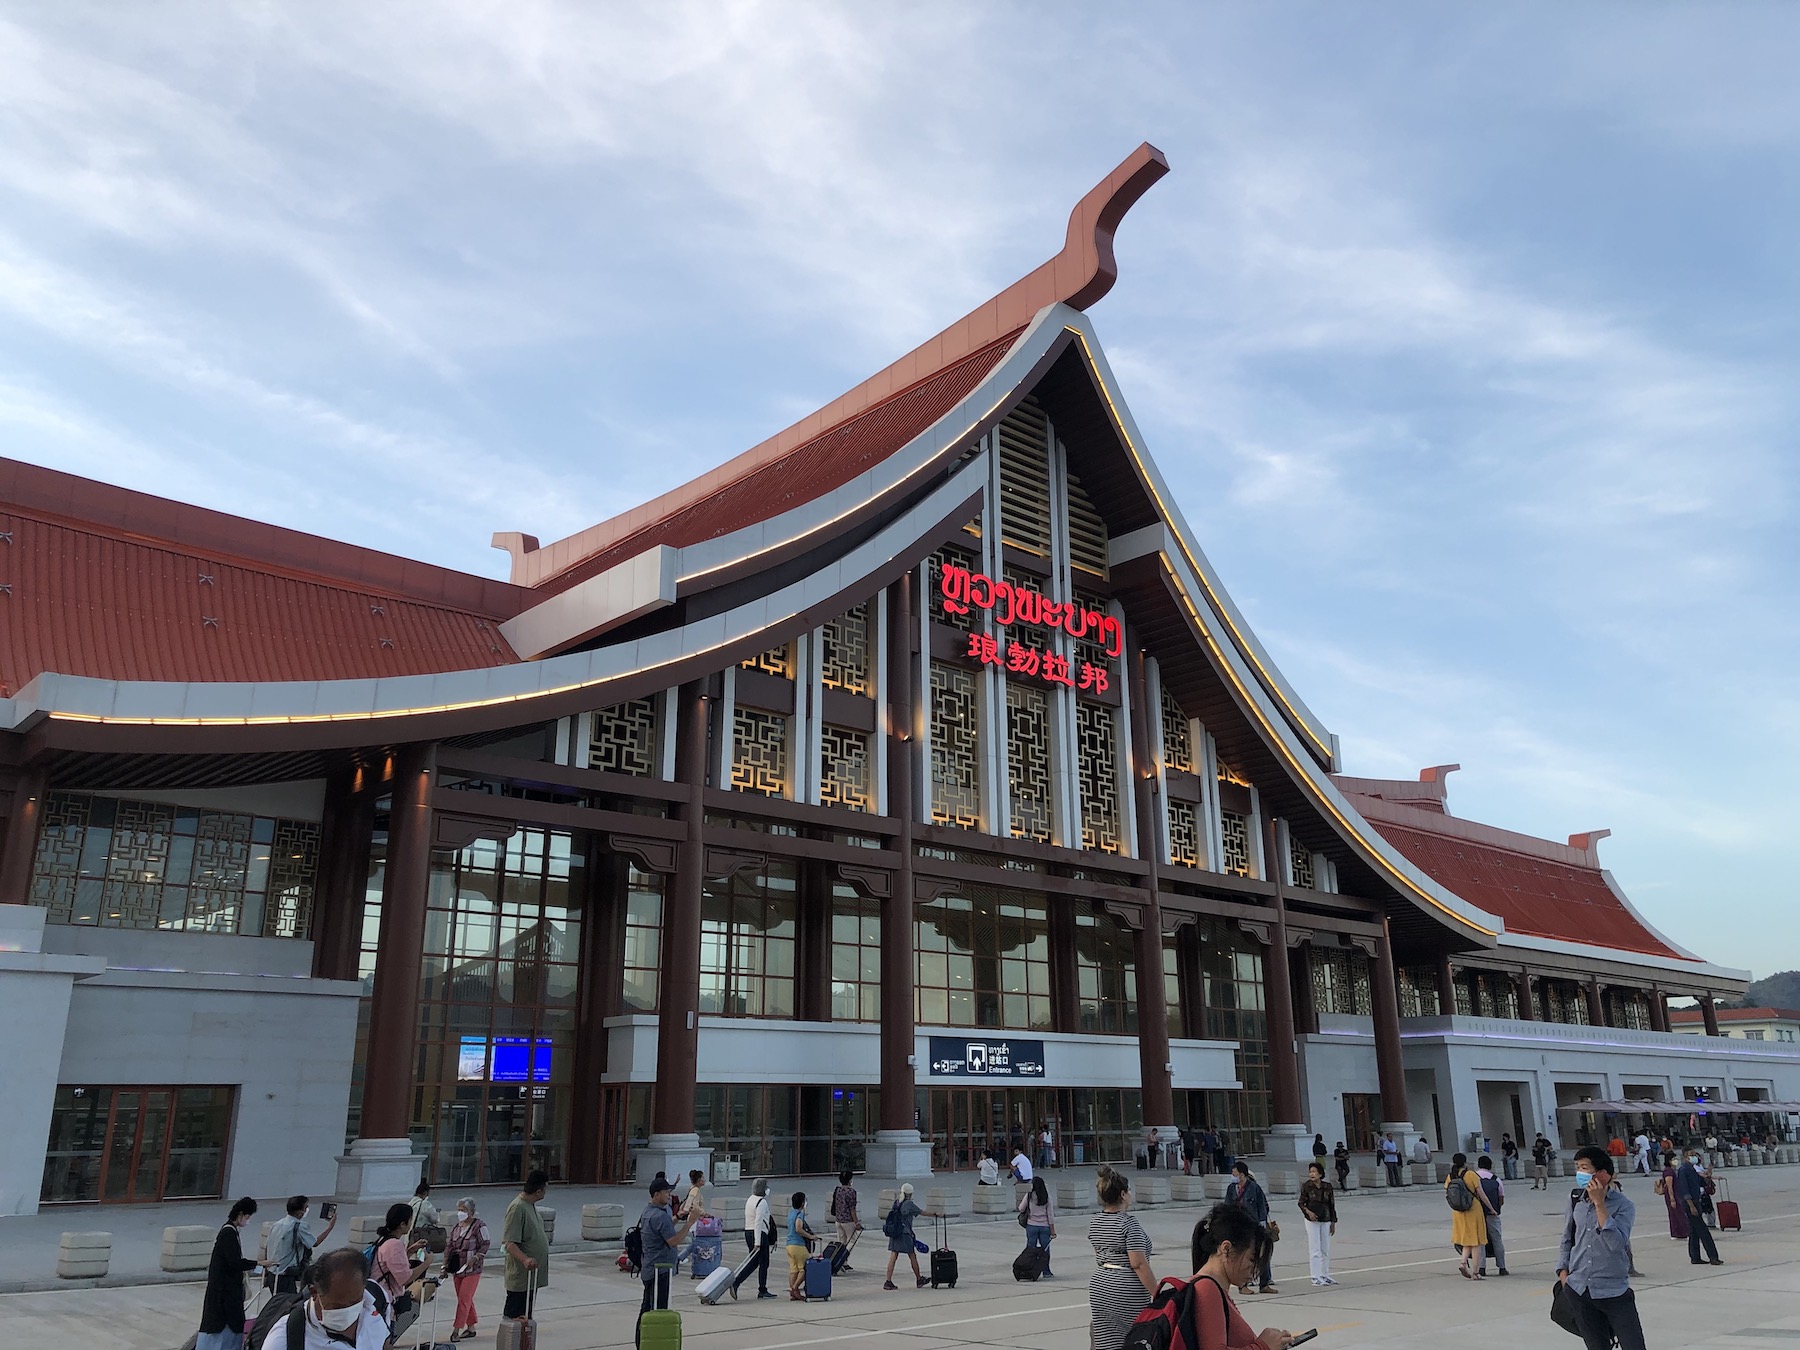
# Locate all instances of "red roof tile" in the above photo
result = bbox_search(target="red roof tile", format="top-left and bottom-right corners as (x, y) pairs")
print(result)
(0, 508), (517, 692)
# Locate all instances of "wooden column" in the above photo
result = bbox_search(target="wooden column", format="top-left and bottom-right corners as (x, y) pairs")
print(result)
(1586, 979), (1606, 1029)
(879, 572), (919, 1135)
(799, 859), (834, 1023)
(1437, 955), (1457, 1017)
(651, 682), (709, 1137)
(1262, 819), (1304, 1129)
(1699, 993), (1721, 1038)
(569, 845), (625, 1183)
(1048, 900), (1080, 1033)
(1289, 943), (1318, 1036)
(1514, 971), (1537, 1022)
(1648, 988), (1669, 1033)
(1127, 646), (1175, 1131)
(310, 765), (376, 983)
(0, 767), (47, 906)
(359, 743), (436, 1141)
(1369, 922), (1410, 1126)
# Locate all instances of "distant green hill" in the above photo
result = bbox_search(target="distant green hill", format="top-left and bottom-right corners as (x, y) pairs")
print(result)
(1739, 971), (1800, 1010)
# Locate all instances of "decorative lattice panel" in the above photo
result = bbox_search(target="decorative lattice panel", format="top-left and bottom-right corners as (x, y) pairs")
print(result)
(1311, 948), (1372, 1016)
(820, 725), (872, 812)
(1005, 682), (1052, 842)
(931, 542), (981, 633)
(1066, 467), (1109, 578)
(821, 603), (872, 697)
(266, 819), (321, 939)
(1288, 838), (1315, 890)
(1219, 810), (1250, 877)
(1397, 968), (1438, 1019)
(101, 798), (174, 929)
(929, 662), (982, 828)
(189, 811), (252, 931)
(1160, 686), (1193, 773)
(31, 793), (90, 923)
(998, 396), (1052, 558)
(1167, 799), (1202, 868)
(731, 706), (790, 798)
(1074, 589), (1112, 675)
(1076, 701), (1121, 854)
(590, 697), (661, 777)
(741, 644), (793, 678)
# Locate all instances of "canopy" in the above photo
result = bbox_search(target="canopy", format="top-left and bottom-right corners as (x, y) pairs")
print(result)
(1554, 1099), (1800, 1115)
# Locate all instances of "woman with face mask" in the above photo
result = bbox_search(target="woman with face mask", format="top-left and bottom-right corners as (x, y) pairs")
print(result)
(442, 1197), (490, 1341)
(195, 1197), (270, 1350)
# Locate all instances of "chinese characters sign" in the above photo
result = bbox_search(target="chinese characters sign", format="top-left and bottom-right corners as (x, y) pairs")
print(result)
(964, 632), (1110, 692)
(938, 563), (1123, 658)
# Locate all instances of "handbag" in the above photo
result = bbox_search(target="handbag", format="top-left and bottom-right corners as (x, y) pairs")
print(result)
(1550, 1280), (1582, 1336)
(415, 1224), (447, 1254)
(1017, 1208), (1031, 1229)
(1266, 1219), (1280, 1243)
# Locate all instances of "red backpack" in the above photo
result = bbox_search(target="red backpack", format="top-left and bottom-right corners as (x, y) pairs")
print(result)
(1123, 1274), (1224, 1350)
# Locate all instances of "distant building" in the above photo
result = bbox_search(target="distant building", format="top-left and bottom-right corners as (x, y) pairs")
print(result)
(1671, 1008), (1800, 1043)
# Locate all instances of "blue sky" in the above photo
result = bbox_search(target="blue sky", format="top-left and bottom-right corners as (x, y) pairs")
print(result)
(0, 4), (1793, 979)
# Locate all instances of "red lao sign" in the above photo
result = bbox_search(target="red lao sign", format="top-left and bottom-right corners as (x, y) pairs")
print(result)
(937, 564), (1123, 659)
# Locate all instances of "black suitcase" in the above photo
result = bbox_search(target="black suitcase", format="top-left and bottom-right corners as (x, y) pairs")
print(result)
(821, 1228), (859, 1275)
(930, 1215), (958, 1289)
(1012, 1244), (1048, 1282)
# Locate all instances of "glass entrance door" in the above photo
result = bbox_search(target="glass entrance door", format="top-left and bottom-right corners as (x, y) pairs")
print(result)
(41, 1085), (233, 1204)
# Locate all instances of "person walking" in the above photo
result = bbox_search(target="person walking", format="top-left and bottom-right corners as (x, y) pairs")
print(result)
(1183, 1204), (1297, 1350)
(637, 1175), (692, 1336)
(1532, 1134), (1552, 1190)
(1557, 1144), (1647, 1350)
(1214, 1129), (1232, 1177)
(1087, 1165), (1155, 1350)
(501, 1170), (550, 1326)
(673, 1169), (717, 1277)
(409, 1181), (443, 1240)
(784, 1191), (819, 1302)
(441, 1196), (489, 1342)
(1445, 1152), (1490, 1280)
(1331, 1142), (1350, 1192)
(1226, 1161), (1277, 1294)
(1474, 1155), (1509, 1276)
(881, 1183), (927, 1290)
(267, 1194), (336, 1295)
(1381, 1134), (1402, 1187)
(1673, 1149), (1723, 1267)
(1297, 1162), (1338, 1286)
(261, 1248), (391, 1350)
(731, 1178), (777, 1300)
(196, 1197), (269, 1350)
(829, 1169), (861, 1271)
(1500, 1133), (1520, 1181)
(1653, 1155), (1689, 1244)
(1018, 1175), (1057, 1277)
(1632, 1131), (1651, 1176)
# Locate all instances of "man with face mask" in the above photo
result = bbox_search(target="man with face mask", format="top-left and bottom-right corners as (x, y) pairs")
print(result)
(1673, 1148), (1724, 1267)
(267, 1195), (338, 1295)
(262, 1248), (388, 1349)
(1556, 1145), (1644, 1350)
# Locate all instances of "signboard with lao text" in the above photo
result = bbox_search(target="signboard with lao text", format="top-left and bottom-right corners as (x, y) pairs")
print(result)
(927, 1036), (1047, 1078)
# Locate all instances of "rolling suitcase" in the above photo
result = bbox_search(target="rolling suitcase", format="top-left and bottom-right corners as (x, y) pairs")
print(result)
(820, 1227), (860, 1275)
(1012, 1244), (1049, 1282)
(929, 1215), (958, 1289)
(495, 1271), (538, 1350)
(804, 1254), (833, 1301)
(637, 1309), (682, 1349)
(1715, 1174), (1741, 1231)
(696, 1265), (733, 1305)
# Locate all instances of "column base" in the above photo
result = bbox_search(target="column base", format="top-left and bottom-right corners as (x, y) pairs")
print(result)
(632, 1134), (713, 1189)
(864, 1130), (934, 1180)
(334, 1138), (423, 1203)
(1264, 1124), (1315, 1162)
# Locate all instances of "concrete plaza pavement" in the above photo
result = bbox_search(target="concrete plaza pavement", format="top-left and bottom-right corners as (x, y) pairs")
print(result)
(3, 1164), (1797, 1349)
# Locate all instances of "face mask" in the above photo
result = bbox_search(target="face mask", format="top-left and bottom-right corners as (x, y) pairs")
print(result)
(1573, 1170), (1594, 1186)
(317, 1302), (361, 1333)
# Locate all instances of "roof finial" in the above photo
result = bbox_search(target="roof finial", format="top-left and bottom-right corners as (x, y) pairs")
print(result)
(1056, 142), (1171, 310)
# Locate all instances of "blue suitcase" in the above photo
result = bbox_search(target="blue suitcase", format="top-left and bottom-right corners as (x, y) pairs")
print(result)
(804, 1254), (833, 1300)
(690, 1236), (721, 1278)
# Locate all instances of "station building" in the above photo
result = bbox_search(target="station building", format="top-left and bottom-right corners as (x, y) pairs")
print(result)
(2, 143), (1796, 1214)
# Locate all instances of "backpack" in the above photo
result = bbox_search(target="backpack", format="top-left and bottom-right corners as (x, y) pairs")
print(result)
(1122, 1274), (1223, 1350)
(245, 1289), (309, 1350)
(623, 1224), (643, 1273)
(882, 1202), (904, 1240)
(1445, 1176), (1475, 1212)
(1480, 1174), (1503, 1213)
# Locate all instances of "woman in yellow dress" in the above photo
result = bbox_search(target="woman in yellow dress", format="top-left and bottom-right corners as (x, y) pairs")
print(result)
(1445, 1151), (1490, 1279)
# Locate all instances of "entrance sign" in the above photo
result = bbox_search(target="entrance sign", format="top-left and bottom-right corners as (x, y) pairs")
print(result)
(938, 564), (1124, 658)
(928, 1035), (1047, 1078)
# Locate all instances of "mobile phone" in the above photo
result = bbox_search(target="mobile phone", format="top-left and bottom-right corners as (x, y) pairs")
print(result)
(1288, 1332), (1319, 1347)
(320, 1202), (338, 1221)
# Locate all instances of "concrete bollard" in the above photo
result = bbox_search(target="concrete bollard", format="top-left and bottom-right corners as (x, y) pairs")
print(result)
(1055, 1180), (1094, 1211)
(1136, 1177), (1171, 1205)
(1409, 1163), (1432, 1187)
(538, 1207), (556, 1244)
(1263, 1171), (1295, 1197)
(57, 1232), (110, 1280)
(971, 1186), (1013, 1216)
(581, 1203), (625, 1242)
(1169, 1175), (1208, 1202)
(1356, 1165), (1387, 1190)
(160, 1225), (214, 1274)
(348, 1215), (385, 1251)
(924, 1187), (962, 1218)
(1339, 1168), (1358, 1191)
(877, 1189), (899, 1216)
(1434, 1163), (1453, 1184)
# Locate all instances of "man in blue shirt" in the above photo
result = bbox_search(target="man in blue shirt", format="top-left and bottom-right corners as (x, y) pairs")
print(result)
(635, 1177), (691, 1346)
(1673, 1148), (1724, 1267)
(1557, 1145), (1645, 1350)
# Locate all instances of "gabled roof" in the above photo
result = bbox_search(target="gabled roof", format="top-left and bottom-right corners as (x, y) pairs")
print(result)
(1335, 769), (1695, 964)
(1670, 1007), (1800, 1024)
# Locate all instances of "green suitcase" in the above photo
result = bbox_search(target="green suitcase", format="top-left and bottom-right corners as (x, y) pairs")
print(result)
(638, 1309), (682, 1349)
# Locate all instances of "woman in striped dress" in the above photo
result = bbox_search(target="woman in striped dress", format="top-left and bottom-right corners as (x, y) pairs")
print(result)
(1086, 1165), (1156, 1350)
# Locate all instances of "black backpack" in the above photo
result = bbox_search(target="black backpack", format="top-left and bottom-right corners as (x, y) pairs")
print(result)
(624, 1223), (644, 1273)
(244, 1289), (309, 1350)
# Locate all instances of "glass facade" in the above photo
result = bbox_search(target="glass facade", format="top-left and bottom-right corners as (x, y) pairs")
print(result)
(829, 883), (881, 1022)
(1193, 918), (1271, 1154)
(41, 1084), (233, 1204)
(914, 886), (1051, 1030)
(695, 1084), (877, 1176)
(30, 792), (319, 938)
(621, 866), (664, 1012)
(699, 861), (798, 1018)
(1073, 899), (1137, 1033)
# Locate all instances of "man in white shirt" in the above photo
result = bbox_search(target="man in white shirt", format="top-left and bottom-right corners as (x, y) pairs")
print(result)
(1010, 1148), (1034, 1185)
(262, 1248), (390, 1349)
(1411, 1138), (1431, 1165)
(1632, 1132), (1651, 1175)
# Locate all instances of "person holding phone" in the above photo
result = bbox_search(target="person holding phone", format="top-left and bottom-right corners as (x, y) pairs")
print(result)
(1556, 1145), (1645, 1350)
(1182, 1203), (1297, 1349)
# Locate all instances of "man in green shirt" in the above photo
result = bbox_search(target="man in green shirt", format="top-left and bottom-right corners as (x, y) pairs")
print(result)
(502, 1169), (550, 1322)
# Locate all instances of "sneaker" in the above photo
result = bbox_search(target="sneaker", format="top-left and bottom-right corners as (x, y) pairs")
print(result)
(757, 1289), (777, 1299)
(840, 1264), (853, 1273)
(917, 1275), (930, 1288)
(1709, 1258), (1723, 1266)
(884, 1280), (898, 1290)
(1310, 1277), (1324, 1286)
(1323, 1277), (1338, 1285)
